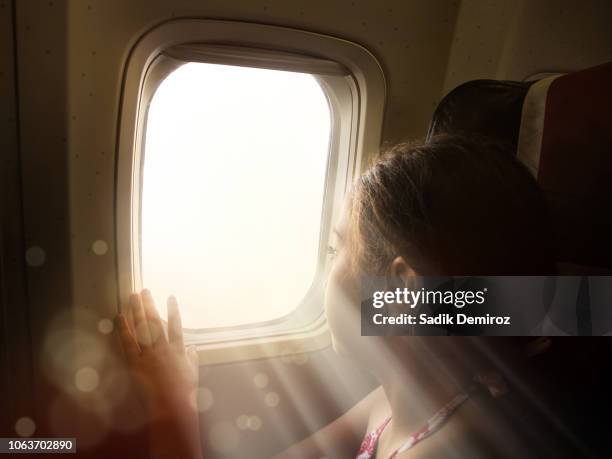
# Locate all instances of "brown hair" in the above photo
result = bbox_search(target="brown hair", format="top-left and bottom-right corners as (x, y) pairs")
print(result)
(350, 135), (556, 276)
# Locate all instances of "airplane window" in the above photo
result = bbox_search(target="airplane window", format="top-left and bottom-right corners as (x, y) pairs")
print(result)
(141, 62), (331, 329)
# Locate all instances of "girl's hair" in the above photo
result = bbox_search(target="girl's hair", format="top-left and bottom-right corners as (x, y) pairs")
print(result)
(349, 136), (612, 453)
(350, 135), (556, 276)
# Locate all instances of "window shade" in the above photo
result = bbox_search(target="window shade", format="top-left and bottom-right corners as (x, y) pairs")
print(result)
(163, 43), (350, 76)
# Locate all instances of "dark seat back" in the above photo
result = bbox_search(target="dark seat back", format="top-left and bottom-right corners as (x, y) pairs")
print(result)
(427, 62), (612, 273)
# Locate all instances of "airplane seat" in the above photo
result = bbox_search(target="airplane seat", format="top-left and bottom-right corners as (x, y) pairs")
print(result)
(427, 79), (535, 151)
(427, 61), (612, 275)
(426, 64), (612, 457)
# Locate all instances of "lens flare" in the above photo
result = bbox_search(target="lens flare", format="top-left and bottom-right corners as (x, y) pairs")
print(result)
(15, 417), (36, 437)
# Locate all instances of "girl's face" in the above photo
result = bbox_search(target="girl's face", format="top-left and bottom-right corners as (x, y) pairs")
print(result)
(323, 201), (381, 365)
(324, 203), (358, 356)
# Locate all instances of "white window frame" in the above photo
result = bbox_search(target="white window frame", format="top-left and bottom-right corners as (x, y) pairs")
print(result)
(116, 19), (385, 364)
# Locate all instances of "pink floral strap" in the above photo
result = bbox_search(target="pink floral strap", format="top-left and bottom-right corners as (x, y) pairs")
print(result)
(356, 417), (392, 459)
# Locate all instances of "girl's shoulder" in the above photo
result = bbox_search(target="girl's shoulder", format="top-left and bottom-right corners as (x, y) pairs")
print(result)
(391, 395), (524, 459)
(401, 392), (587, 459)
(363, 385), (391, 433)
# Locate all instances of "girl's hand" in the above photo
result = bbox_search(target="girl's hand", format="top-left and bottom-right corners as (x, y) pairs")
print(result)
(116, 290), (203, 459)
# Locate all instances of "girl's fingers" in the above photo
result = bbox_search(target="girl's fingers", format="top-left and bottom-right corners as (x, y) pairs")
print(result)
(141, 289), (167, 347)
(125, 300), (137, 337)
(187, 345), (198, 365)
(131, 293), (153, 349)
(167, 295), (185, 352)
(187, 345), (199, 381)
(116, 314), (141, 366)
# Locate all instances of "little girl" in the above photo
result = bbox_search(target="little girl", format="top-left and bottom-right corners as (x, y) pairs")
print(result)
(117, 136), (587, 458)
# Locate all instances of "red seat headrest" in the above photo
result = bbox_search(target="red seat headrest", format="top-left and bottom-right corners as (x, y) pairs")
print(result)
(517, 62), (612, 271)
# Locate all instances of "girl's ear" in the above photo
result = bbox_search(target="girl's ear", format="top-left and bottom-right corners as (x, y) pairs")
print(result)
(388, 256), (417, 288)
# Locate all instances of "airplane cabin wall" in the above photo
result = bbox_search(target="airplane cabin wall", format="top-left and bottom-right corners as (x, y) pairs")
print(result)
(1, 0), (72, 441)
(443, 0), (612, 93)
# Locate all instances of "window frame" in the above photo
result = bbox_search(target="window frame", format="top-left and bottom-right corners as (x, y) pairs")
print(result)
(116, 19), (385, 363)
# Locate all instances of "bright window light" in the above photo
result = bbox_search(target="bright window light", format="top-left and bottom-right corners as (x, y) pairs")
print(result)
(141, 63), (331, 329)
